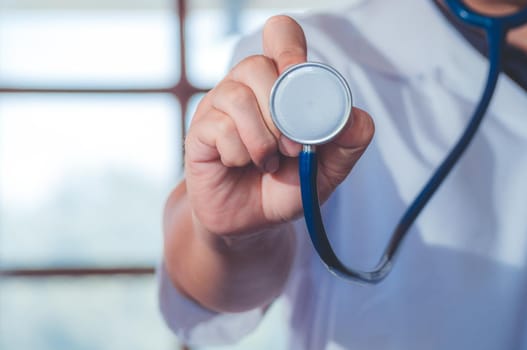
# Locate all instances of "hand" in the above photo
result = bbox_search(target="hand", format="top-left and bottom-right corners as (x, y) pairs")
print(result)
(184, 15), (374, 237)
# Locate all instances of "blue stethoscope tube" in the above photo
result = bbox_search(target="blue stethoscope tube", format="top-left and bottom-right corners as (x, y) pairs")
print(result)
(298, 1), (527, 283)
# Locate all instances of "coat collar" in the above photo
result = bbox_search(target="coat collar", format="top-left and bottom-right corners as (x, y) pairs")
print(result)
(340, 0), (527, 121)
(342, 0), (483, 82)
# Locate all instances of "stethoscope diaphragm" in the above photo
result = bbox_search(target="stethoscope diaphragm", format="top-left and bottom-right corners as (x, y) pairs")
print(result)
(270, 62), (353, 145)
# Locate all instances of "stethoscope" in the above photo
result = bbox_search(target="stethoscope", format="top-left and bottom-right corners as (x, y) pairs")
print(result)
(269, 0), (527, 283)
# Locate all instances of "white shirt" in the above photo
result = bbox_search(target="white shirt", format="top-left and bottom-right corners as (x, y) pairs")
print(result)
(158, 0), (527, 348)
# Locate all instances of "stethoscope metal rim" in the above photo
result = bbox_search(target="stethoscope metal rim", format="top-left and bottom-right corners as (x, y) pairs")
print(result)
(269, 62), (353, 145)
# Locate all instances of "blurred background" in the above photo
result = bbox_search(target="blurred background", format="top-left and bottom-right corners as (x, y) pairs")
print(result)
(0, 0), (356, 349)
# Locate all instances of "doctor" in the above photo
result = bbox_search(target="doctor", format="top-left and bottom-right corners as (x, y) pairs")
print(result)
(160, 0), (527, 349)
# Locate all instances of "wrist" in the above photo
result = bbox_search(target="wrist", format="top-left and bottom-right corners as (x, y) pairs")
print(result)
(180, 214), (297, 312)
(190, 209), (292, 255)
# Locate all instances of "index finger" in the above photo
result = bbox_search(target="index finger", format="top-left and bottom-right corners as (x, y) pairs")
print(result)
(263, 15), (307, 74)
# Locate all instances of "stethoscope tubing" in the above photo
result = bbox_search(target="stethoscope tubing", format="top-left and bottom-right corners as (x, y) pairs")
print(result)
(299, 0), (527, 283)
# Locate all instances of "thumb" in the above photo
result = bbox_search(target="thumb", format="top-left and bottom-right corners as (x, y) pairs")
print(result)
(263, 15), (307, 73)
(317, 108), (375, 199)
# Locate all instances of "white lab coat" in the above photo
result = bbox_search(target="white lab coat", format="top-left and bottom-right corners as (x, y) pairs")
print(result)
(159, 0), (527, 348)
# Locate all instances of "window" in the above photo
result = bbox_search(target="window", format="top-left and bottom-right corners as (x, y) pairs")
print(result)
(0, 0), (356, 349)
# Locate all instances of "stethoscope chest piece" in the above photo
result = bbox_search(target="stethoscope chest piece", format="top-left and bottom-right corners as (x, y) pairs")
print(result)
(270, 62), (353, 145)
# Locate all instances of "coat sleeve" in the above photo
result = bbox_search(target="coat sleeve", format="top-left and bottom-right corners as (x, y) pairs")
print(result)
(157, 261), (266, 347)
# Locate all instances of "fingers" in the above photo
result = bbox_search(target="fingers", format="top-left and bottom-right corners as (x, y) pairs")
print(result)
(263, 15), (307, 74)
(188, 74), (280, 173)
(211, 79), (280, 172)
(228, 55), (301, 157)
(187, 15), (321, 175)
(228, 55), (280, 141)
(189, 109), (252, 168)
(317, 108), (375, 195)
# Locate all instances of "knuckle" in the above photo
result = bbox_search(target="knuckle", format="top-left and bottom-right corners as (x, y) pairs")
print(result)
(224, 82), (254, 109)
(215, 117), (237, 139)
(188, 91), (213, 125)
(221, 156), (237, 167)
(251, 139), (276, 164)
(241, 54), (275, 72)
(221, 154), (247, 168)
(277, 48), (305, 65)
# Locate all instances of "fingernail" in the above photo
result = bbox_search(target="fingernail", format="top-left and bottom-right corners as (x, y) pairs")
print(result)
(264, 154), (280, 173)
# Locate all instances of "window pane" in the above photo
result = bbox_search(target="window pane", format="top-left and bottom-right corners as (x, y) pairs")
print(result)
(0, 276), (179, 350)
(0, 4), (179, 87)
(185, 4), (274, 88)
(0, 94), (181, 267)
